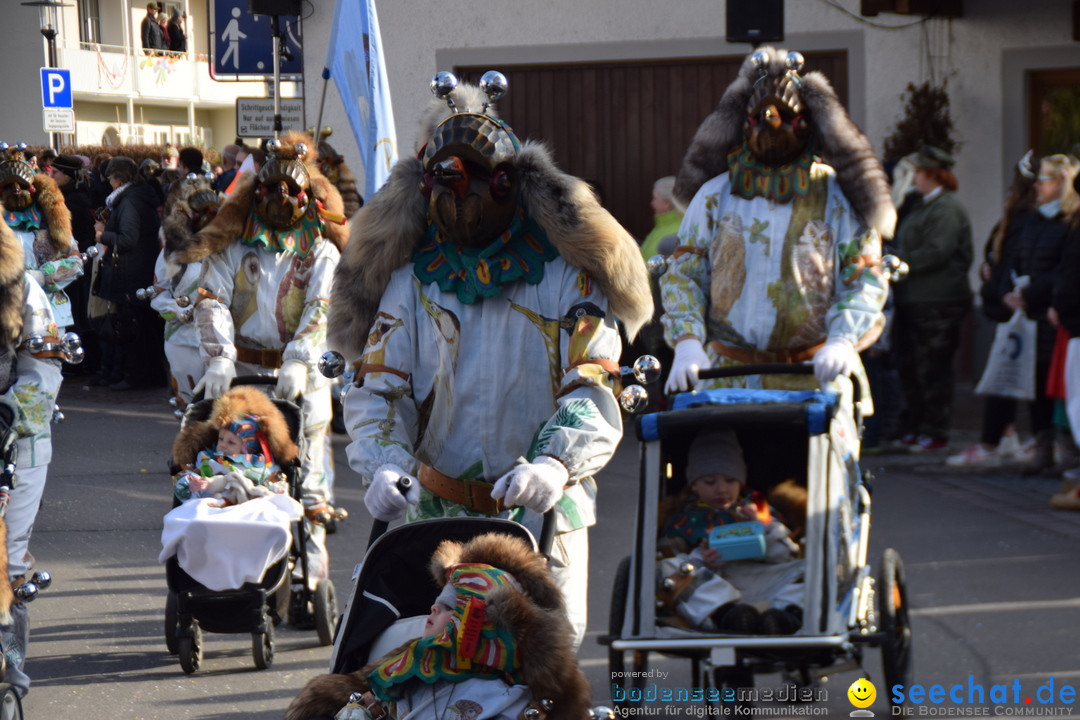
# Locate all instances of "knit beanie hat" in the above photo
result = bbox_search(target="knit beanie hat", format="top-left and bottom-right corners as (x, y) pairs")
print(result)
(685, 428), (746, 486)
(226, 414), (263, 456)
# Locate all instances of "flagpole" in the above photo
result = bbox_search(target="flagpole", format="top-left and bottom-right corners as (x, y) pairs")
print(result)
(314, 67), (331, 141)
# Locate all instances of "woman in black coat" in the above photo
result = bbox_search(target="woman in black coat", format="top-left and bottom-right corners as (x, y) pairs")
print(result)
(92, 156), (163, 390)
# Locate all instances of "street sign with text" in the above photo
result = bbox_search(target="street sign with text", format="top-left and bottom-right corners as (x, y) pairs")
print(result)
(42, 108), (74, 133)
(208, 0), (303, 81)
(235, 97), (305, 137)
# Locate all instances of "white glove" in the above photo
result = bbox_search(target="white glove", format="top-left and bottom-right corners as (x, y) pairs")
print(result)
(813, 337), (859, 386)
(193, 356), (236, 399)
(664, 337), (709, 394)
(364, 463), (420, 522)
(276, 359), (308, 401)
(490, 456), (568, 514)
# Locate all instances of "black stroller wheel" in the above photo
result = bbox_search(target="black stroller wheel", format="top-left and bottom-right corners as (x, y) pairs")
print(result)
(178, 623), (203, 674)
(713, 666), (754, 713)
(314, 579), (338, 647)
(878, 548), (913, 708)
(164, 591), (179, 655)
(252, 622), (275, 670)
(608, 556), (648, 709)
(0, 684), (22, 720)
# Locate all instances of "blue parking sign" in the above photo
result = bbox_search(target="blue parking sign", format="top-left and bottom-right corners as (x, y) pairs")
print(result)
(40, 68), (72, 109)
(208, 0), (303, 80)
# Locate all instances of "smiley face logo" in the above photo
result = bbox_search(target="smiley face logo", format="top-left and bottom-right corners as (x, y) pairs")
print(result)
(848, 678), (877, 708)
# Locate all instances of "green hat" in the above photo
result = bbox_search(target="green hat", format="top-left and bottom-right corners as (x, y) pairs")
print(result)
(911, 145), (955, 170)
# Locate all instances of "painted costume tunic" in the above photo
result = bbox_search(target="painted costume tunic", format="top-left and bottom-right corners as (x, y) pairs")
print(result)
(342, 255), (623, 535)
(5, 208), (83, 328)
(150, 249), (201, 349)
(660, 163), (887, 384)
(193, 222), (340, 509)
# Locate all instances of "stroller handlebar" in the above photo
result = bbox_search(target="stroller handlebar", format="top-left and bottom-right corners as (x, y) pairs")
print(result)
(696, 363), (866, 407)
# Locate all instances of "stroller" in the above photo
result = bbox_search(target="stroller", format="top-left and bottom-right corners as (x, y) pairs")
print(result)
(162, 379), (337, 674)
(600, 365), (913, 711)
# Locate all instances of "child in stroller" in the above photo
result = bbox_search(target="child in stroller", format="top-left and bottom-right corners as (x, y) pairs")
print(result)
(285, 531), (590, 720)
(159, 385), (334, 673)
(658, 427), (806, 636)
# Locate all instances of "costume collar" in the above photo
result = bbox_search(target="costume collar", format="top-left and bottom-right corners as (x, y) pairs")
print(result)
(241, 206), (324, 256)
(3, 204), (43, 232)
(727, 140), (816, 203)
(412, 203), (559, 305)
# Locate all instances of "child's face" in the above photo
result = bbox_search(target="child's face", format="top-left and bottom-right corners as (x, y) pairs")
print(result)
(216, 428), (244, 457)
(423, 602), (454, 638)
(691, 473), (742, 509)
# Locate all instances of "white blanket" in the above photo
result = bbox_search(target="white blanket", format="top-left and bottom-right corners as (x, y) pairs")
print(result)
(159, 494), (303, 591)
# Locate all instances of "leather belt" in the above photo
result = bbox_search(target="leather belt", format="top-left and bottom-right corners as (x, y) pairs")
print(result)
(709, 340), (824, 365)
(235, 346), (283, 369)
(418, 464), (504, 515)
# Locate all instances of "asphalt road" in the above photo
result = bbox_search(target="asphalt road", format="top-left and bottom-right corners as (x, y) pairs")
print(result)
(17, 380), (1080, 719)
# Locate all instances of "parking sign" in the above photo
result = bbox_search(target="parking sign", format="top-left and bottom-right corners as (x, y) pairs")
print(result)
(40, 68), (72, 109)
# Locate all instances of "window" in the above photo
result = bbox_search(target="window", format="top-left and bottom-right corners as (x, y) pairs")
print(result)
(1029, 68), (1080, 157)
(77, 0), (100, 46)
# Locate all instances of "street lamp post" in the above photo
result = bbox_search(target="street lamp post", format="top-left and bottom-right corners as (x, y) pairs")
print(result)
(21, 1), (72, 151)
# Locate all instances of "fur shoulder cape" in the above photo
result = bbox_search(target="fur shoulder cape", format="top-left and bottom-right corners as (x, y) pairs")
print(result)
(284, 532), (591, 720)
(0, 218), (25, 348)
(171, 385), (299, 468)
(327, 141), (653, 359)
(33, 172), (74, 255)
(173, 131), (348, 264)
(673, 46), (896, 239)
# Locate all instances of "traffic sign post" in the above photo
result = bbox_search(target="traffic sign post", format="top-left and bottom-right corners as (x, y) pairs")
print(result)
(208, 0), (303, 81)
(235, 97), (304, 138)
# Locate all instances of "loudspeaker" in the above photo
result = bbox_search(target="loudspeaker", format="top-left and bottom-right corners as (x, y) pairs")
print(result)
(248, 0), (301, 16)
(726, 0), (784, 44)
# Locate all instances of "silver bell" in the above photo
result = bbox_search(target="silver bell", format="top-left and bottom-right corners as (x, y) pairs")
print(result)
(431, 71), (459, 99)
(295, 142), (308, 160)
(30, 570), (51, 590)
(662, 577), (676, 590)
(66, 347), (86, 365)
(265, 138), (281, 154)
(82, 245), (100, 261)
(750, 49), (770, 71)
(185, 172), (198, 181)
(618, 384), (649, 414)
(174, 408), (185, 420)
(590, 707), (616, 720)
(318, 350), (346, 379)
(645, 254), (668, 277)
(633, 355), (662, 385)
(52, 405), (65, 424)
(539, 700), (554, 712)
(61, 332), (82, 354)
(14, 582), (38, 603)
(785, 51), (805, 73)
(175, 295), (192, 308)
(881, 254), (910, 282)
(679, 562), (695, 575)
(523, 708), (542, 720)
(135, 287), (151, 301)
(479, 70), (508, 101)
(178, 308), (194, 324)
(168, 396), (178, 408)
(26, 335), (44, 354)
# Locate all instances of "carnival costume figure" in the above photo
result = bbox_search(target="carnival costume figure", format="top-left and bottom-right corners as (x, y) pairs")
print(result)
(329, 73), (653, 645)
(173, 131), (348, 588)
(0, 215), (64, 697)
(661, 48), (895, 394)
(150, 173), (221, 408)
(0, 143), (84, 329)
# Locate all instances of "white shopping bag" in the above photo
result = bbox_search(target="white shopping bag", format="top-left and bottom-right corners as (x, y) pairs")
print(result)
(975, 308), (1037, 401)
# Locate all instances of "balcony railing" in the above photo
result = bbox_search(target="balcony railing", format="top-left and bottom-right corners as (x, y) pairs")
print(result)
(57, 43), (293, 106)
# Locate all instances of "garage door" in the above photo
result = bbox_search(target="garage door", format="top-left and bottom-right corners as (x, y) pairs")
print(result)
(459, 50), (848, 242)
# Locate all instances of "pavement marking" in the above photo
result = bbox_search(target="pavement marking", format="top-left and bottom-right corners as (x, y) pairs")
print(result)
(912, 596), (1080, 616)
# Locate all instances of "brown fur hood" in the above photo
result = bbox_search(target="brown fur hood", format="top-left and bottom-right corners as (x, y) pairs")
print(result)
(172, 131), (348, 264)
(284, 533), (591, 720)
(328, 124), (652, 359)
(0, 215), (25, 347)
(33, 172), (74, 255)
(673, 46), (896, 239)
(171, 385), (298, 468)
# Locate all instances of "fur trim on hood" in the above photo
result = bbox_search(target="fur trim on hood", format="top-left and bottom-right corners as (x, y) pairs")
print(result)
(284, 533), (591, 720)
(328, 92), (652, 359)
(0, 218), (25, 348)
(33, 172), (74, 255)
(673, 46), (896, 239)
(171, 385), (298, 468)
(173, 131), (348, 264)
